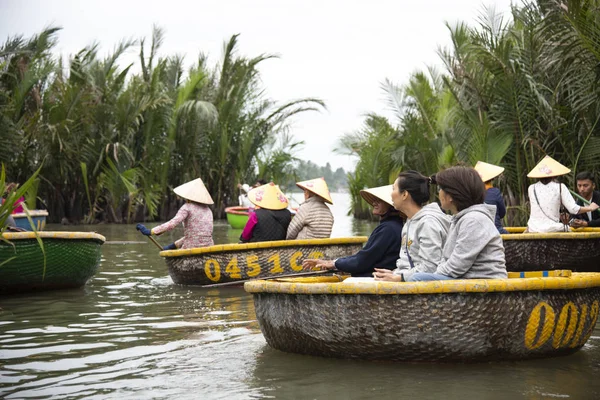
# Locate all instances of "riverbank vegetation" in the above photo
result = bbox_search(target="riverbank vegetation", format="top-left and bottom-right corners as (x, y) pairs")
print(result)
(0, 27), (324, 222)
(341, 0), (600, 223)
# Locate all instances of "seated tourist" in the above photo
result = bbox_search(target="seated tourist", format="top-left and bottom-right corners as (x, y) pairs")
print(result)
(408, 166), (507, 281)
(474, 161), (508, 234)
(240, 183), (291, 243)
(374, 170), (450, 282)
(571, 171), (600, 228)
(302, 184), (403, 277)
(286, 177), (334, 240)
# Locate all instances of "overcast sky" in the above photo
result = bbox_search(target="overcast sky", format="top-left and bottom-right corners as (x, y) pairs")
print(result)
(0, 0), (515, 172)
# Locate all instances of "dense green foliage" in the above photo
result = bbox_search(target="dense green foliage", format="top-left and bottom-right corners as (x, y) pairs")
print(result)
(340, 0), (600, 224)
(0, 27), (324, 222)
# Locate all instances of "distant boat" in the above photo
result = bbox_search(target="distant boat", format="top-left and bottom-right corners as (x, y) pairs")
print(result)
(225, 206), (250, 229)
(12, 210), (49, 231)
(0, 231), (106, 294)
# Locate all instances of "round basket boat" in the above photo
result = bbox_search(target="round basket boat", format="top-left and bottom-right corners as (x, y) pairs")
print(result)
(12, 209), (49, 231)
(160, 237), (368, 286)
(0, 231), (106, 294)
(245, 272), (600, 362)
(502, 227), (600, 272)
(225, 206), (250, 229)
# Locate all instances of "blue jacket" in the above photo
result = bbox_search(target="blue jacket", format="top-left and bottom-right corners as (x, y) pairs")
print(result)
(334, 215), (403, 277)
(484, 187), (508, 234)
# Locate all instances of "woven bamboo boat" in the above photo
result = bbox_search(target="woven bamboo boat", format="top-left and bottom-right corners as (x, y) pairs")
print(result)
(0, 231), (106, 294)
(502, 227), (600, 272)
(160, 237), (368, 286)
(245, 271), (600, 362)
(12, 210), (49, 231)
(225, 206), (250, 229)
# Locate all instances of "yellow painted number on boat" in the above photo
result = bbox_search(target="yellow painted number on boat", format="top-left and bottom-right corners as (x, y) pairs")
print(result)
(268, 253), (283, 274)
(246, 255), (261, 277)
(552, 302), (578, 349)
(290, 251), (303, 272)
(525, 302), (555, 350)
(308, 251), (324, 259)
(225, 257), (242, 279)
(525, 300), (600, 350)
(204, 259), (221, 282)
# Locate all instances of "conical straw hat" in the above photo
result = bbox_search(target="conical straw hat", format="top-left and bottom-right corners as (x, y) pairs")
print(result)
(474, 161), (505, 182)
(360, 184), (407, 219)
(296, 177), (333, 204)
(527, 156), (571, 178)
(173, 178), (214, 205)
(360, 184), (394, 207)
(248, 182), (289, 210)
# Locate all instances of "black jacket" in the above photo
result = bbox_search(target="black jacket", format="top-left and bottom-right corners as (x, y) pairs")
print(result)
(574, 190), (600, 227)
(247, 208), (292, 242)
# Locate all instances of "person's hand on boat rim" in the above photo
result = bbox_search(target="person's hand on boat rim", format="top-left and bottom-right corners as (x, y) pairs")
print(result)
(373, 268), (403, 282)
(136, 223), (152, 236)
(302, 259), (335, 271)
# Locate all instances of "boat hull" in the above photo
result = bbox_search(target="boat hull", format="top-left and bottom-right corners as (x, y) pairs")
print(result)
(0, 232), (106, 294)
(225, 206), (249, 229)
(161, 237), (368, 286)
(12, 210), (49, 231)
(503, 228), (600, 272)
(246, 273), (600, 362)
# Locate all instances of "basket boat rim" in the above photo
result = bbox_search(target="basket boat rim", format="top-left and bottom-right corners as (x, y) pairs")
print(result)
(1, 231), (106, 242)
(504, 226), (600, 239)
(160, 236), (369, 258)
(11, 210), (49, 218)
(244, 272), (600, 295)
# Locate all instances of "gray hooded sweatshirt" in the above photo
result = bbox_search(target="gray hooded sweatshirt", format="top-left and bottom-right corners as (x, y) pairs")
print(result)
(435, 204), (507, 279)
(394, 203), (451, 281)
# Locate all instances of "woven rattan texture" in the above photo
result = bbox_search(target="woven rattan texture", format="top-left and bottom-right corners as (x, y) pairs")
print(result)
(504, 238), (600, 272)
(166, 243), (363, 285)
(0, 238), (103, 293)
(253, 288), (600, 362)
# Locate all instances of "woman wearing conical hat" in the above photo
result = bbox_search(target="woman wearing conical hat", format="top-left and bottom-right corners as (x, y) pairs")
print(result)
(286, 177), (334, 240)
(526, 156), (599, 233)
(240, 182), (292, 243)
(302, 183), (404, 277)
(474, 161), (508, 234)
(136, 178), (214, 250)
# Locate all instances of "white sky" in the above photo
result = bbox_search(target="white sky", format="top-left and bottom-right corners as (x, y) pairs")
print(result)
(0, 0), (514, 172)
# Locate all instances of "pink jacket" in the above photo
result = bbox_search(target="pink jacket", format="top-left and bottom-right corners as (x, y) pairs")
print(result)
(152, 202), (214, 249)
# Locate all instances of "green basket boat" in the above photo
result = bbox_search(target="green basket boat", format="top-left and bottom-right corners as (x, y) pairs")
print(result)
(225, 206), (250, 229)
(0, 231), (106, 294)
(502, 227), (600, 272)
(245, 271), (600, 362)
(160, 236), (368, 286)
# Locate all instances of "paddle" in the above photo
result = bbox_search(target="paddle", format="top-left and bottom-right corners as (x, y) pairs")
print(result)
(147, 235), (164, 250)
(569, 189), (591, 206)
(201, 269), (336, 288)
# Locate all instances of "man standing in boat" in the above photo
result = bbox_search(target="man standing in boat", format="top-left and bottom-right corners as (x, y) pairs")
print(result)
(571, 171), (600, 228)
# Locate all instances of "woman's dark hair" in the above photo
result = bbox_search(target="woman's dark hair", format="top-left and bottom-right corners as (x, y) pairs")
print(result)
(432, 166), (485, 212)
(576, 171), (594, 182)
(396, 170), (431, 206)
(539, 177), (553, 185)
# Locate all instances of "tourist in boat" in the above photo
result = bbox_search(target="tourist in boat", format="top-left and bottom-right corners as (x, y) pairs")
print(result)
(526, 156), (598, 233)
(3, 182), (25, 214)
(237, 179), (266, 208)
(474, 161), (508, 234)
(373, 171), (450, 282)
(136, 178), (214, 250)
(240, 182), (292, 243)
(406, 166), (507, 281)
(301, 184), (403, 277)
(571, 171), (600, 228)
(286, 177), (334, 240)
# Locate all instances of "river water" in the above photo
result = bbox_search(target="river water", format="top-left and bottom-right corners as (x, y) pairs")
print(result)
(1, 193), (599, 399)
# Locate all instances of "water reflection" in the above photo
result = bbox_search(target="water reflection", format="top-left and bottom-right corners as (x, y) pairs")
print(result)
(1, 193), (600, 399)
